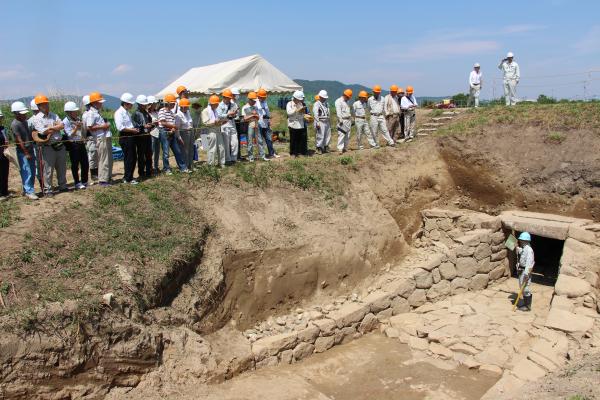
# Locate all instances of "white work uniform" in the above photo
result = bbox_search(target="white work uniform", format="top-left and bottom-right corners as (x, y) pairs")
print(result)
(32, 112), (67, 193)
(216, 100), (239, 162)
(176, 109), (195, 170)
(352, 100), (377, 149)
(468, 70), (482, 107)
(313, 100), (331, 150)
(334, 96), (352, 152)
(201, 106), (225, 167)
(400, 95), (418, 139)
(498, 60), (520, 106)
(517, 244), (535, 296)
(367, 95), (394, 146)
(86, 106), (112, 183)
(82, 109), (98, 171)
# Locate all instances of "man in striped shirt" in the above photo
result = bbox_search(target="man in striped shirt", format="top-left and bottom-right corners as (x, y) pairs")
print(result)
(158, 94), (187, 175)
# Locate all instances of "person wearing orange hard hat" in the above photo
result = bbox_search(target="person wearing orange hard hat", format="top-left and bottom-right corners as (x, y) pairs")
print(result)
(216, 88), (239, 164)
(255, 88), (279, 159)
(202, 94), (227, 166)
(241, 92), (267, 162)
(174, 85), (189, 114)
(400, 86), (418, 141)
(85, 92), (113, 186)
(384, 85), (401, 142)
(352, 91), (377, 149)
(334, 89), (353, 153)
(158, 94), (188, 174)
(175, 97), (195, 172)
(367, 85), (394, 147)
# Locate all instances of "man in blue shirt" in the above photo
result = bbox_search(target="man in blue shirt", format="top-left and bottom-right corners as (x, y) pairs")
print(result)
(256, 88), (279, 159)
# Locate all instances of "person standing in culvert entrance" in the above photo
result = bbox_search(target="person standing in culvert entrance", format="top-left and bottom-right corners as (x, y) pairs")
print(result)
(516, 232), (535, 311)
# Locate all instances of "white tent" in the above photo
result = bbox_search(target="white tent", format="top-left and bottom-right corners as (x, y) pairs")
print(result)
(156, 54), (302, 97)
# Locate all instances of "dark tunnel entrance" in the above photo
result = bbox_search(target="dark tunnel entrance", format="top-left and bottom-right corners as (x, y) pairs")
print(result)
(508, 233), (564, 286)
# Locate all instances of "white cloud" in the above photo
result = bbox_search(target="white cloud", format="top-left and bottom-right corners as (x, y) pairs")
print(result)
(381, 39), (499, 62)
(0, 65), (36, 81)
(501, 24), (546, 34)
(574, 25), (600, 54)
(112, 64), (133, 75)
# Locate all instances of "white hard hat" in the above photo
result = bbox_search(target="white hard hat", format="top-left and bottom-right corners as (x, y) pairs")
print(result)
(82, 95), (90, 106)
(318, 90), (328, 99)
(293, 90), (305, 101)
(507, 52), (514, 58)
(136, 94), (149, 105)
(64, 101), (80, 112)
(147, 95), (157, 104)
(474, 62), (480, 68)
(11, 101), (29, 114)
(30, 98), (39, 111)
(0, 110), (3, 117)
(120, 92), (135, 104)
(231, 87), (240, 96)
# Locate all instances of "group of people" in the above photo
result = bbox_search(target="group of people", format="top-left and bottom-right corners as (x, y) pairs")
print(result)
(468, 51), (521, 107)
(0, 84), (419, 200)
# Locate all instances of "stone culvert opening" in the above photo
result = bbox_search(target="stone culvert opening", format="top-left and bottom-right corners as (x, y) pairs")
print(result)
(506, 232), (564, 286)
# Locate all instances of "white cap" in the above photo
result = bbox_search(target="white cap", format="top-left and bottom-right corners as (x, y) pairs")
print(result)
(120, 92), (135, 104)
(136, 94), (149, 105)
(231, 87), (240, 96)
(318, 90), (328, 99)
(64, 101), (80, 112)
(293, 90), (305, 101)
(11, 101), (29, 114)
(82, 95), (90, 106)
(147, 95), (157, 104)
(474, 62), (480, 68)
(30, 98), (38, 111)
(507, 52), (514, 58)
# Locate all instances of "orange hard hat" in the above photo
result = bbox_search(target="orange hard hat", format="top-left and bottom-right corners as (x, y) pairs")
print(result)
(179, 98), (191, 107)
(34, 94), (49, 105)
(314, 94), (319, 101)
(390, 85), (399, 92)
(373, 85), (382, 93)
(176, 85), (187, 95)
(358, 90), (368, 98)
(406, 86), (414, 94)
(222, 88), (233, 99)
(398, 87), (405, 93)
(257, 88), (268, 98)
(164, 94), (177, 103)
(343, 89), (353, 98)
(209, 95), (220, 105)
(247, 91), (258, 100)
(89, 92), (105, 103)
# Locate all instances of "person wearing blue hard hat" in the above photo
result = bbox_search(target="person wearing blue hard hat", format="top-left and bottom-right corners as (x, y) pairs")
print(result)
(516, 232), (535, 311)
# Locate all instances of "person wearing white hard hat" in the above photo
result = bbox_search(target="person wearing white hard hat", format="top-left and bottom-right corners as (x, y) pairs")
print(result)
(516, 232), (535, 311)
(10, 102), (38, 199)
(313, 90), (331, 154)
(147, 96), (162, 175)
(63, 102), (88, 189)
(468, 63), (483, 108)
(287, 90), (309, 157)
(498, 51), (520, 106)
(0, 109), (9, 199)
(400, 86), (418, 142)
(132, 95), (153, 179)
(115, 93), (140, 184)
(368, 86), (395, 147)
(81, 95), (98, 183)
(31, 95), (67, 196)
(28, 98), (44, 187)
(335, 89), (354, 153)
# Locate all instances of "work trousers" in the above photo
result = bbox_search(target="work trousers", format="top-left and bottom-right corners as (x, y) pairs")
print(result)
(152, 135), (162, 172)
(86, 137), (98, 169)
(289, 127), (308, 156)
(136, 135), (152, 178)
(96, 136), (113, 183)
(222, 125), (238, 162)
(68, 142), (89, 185)
(355, 118), (376, 149)
(179, 129), (196, 170)
(399, 111), (405, 138)
(247, 126), (265, 161)
(0, 153), (8, 196)
(468, 85), (481, 107)
(41, 145), (67, 193)
(16, 148), (36, 195)
(518, 269), (532, 296)
(369, 116), (394, 145)
(235, 121), (244, 159)
(337, 119), (351, 152)
(504, 79), (518, 106)
(259, 126), (275, 157)
(404, 110), (416, 139)
(119, 135), (137, 182)
(206, 130), (226, 166)
(315, 120), (331, 150)
(385, 114), (400, 141)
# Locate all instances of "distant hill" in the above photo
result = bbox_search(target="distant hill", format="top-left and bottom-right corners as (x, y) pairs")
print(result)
(294, 79), (377, 97)
(0, 94), (121, 110)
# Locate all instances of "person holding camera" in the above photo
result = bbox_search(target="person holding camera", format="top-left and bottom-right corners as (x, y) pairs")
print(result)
(217, 89), (239, 164)
(286, 90), (310, 157)
(498, 52), (520, 106)
(335, 89), (353, 153)
(242, 92), (267, 162)
(86, 92), (113, 186)
(63, 101), (89, 189)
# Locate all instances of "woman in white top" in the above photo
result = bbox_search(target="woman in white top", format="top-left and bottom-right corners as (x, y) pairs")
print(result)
(286, 91), (309, 157)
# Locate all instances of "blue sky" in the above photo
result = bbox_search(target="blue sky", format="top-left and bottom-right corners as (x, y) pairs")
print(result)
(1, 0), (599, 100)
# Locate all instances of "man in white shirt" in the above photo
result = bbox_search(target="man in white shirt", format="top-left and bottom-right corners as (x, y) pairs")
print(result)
(353, 91), (377, 149)
(468, 63), (483, 108)
(287, 91), (309, 157)
(400, 86), (418, 141)
(217, 89), (239, 164)
(335, 89), (353, 153)
(201, 95), (227, 167)
(176, 98), (195, 172)
(63, 101), (88, 189)
(384, 85), (401, 141)
(498, 52), (520, 106)
(516, 232), (535, 311)
(313, 90), (331, 154)
(242, 92), (267, 162)
(368, 86), (395, 147)
(81, 95), (98, 183)
(115, 93), (140, 184)
(256, 89), (278, 158)
(85, 92), (113, 186)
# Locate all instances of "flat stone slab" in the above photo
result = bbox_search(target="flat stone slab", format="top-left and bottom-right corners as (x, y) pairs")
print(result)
(554, 275), (591, 298)
(545, 308), (594, 334)
(500, 212), (572, 240)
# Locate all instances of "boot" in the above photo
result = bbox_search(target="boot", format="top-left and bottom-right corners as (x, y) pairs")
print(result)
(526, 294), (533, 311)
(519, 294), (532, 312)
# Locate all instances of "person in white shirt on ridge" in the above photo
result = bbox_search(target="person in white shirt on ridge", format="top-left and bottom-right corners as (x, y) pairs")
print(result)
(468, 63), (482, 108)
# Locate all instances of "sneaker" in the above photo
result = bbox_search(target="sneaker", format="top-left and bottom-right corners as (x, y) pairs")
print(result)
(358, 146), (365, 150)
(165, 170), (173, 176)
(396, 139), (406, 144)
(273, 154), (281, 159)
(248, 158), (255, 162)
(25, 193), (39, 200)
(387, 142), (396, 147)
(262, 157), (270, 162)
(130, 180), (139, 185)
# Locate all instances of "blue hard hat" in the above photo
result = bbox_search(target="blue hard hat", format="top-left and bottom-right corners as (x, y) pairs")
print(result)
(518, 232), (531, 241)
